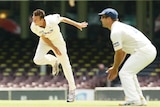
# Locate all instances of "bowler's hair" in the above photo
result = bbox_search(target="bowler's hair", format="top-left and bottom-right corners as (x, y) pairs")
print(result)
(33, 9), (45, 19)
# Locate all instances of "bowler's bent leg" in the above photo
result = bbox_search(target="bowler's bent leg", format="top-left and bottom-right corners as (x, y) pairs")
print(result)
(33, 39), (58, 66)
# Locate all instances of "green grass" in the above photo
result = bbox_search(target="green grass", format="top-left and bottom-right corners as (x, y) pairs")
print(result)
(0, 100), (159, 107)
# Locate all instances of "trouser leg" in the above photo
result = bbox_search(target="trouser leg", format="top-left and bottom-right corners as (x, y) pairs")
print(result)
(33, 39), (57, 65)
(119, 46), (156, 101)
(56, 44), (76, 90)
(133, 75), (144, 98)
(33, 39), (75, 90)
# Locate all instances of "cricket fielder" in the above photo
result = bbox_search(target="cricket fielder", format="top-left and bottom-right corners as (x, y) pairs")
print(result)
(99, 8), (157, 106)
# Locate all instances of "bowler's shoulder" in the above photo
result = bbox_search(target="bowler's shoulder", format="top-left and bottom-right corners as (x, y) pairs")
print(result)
(45, 14), (61, 24)
(45, 14), (60, 19)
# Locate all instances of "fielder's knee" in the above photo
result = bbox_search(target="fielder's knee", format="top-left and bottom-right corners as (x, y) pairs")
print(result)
(119, 70), (133, 79)
(119, 70), (126, 78)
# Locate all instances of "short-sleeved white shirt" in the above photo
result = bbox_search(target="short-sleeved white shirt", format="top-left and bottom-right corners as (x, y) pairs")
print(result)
(30, 14), (65, 45)
(110, 21), (151, 54)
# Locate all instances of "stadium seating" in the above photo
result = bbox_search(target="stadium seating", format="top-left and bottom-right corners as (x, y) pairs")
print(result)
(0, 34), (160, 89)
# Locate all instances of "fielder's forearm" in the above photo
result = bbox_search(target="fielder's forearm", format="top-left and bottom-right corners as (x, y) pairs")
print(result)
(113, 49), (126, 69)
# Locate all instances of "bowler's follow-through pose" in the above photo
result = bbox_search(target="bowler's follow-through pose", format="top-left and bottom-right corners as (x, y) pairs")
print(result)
(99, 8), (157, 106)
(30, 9), (88, 102)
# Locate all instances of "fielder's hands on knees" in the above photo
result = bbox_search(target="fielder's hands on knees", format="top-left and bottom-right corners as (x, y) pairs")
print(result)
(107, 67), (118, 81)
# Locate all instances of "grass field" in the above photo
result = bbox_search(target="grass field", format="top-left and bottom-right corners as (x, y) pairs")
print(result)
(0, 100), (159, 107)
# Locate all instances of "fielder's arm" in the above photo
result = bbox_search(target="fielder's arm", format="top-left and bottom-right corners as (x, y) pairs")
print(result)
(112, 49), (126, 69)
(60, 17), (88, 31)
(41, 35), (62, 56)
(107, 49), (126, 81)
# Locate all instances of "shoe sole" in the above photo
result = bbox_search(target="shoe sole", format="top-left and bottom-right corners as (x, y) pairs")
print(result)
(119, 102), (143, 106)
(67, 90), (75, 103)
(66, 100), (74, 102)
(119, 104), (143, 106)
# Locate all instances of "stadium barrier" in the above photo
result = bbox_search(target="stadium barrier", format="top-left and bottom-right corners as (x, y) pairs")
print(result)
(0, 87), (159, 100)
(95, 87), (160, 101)
(0, 88), (67, 100)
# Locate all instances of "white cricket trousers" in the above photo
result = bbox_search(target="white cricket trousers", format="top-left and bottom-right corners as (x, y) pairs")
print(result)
(33, 38), (76, 90)
(119, 44), (157, 101)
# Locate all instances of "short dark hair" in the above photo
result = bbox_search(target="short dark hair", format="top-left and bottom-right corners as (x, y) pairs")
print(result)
(33, 9), (45, 19)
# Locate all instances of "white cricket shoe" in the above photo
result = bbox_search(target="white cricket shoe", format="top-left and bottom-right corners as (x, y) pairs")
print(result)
(52, 61), (59, 75)
(119, 100), (143, 106)
(67, 89), (75, 102)
(141, 97), (147, 106)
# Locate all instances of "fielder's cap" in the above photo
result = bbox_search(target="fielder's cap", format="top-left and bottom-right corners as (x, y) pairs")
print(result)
(98, 8), (118, 19)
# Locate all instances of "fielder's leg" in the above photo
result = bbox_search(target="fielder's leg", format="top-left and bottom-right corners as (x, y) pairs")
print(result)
(119, 45), (156, 105)
(133, 75), (147, 105)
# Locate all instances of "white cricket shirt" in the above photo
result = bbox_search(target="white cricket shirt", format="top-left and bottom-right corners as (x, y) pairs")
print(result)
(110, 21), (151, 54)
(30, 14), (65, 45)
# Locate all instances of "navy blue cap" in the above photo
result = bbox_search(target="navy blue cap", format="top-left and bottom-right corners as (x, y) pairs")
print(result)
(98, 8), (118, 19)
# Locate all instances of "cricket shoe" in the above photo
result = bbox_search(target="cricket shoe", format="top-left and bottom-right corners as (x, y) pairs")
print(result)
(119, 100), (143, 106)
(52, 60), (60, 75)
(141, 97), (147, 106)
(67, 89), (75, 102)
